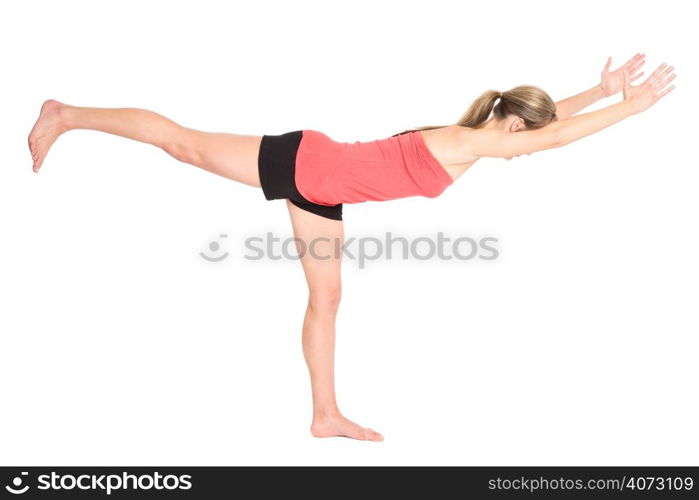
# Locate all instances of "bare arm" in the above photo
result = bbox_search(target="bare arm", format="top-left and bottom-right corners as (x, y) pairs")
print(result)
(555, 53), (647, 120)
(465, 61), (676, 158)
(553, 100), (635, 147)
(464, 100), (635, 158)
(554, 84), (605, 120)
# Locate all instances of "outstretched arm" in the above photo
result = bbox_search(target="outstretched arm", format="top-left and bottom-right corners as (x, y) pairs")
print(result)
(554, 84), (605, 120)
(554, 61), (675, 147)
(465, 61), (676, 158)
(555, 53), (647, 119)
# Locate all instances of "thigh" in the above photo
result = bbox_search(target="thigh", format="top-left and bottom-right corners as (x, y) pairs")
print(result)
(184, 127), (263, 187)
(286, 199), (344, 295)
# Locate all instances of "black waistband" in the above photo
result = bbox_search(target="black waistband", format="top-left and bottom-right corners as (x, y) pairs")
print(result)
(258, 130), (304, 201)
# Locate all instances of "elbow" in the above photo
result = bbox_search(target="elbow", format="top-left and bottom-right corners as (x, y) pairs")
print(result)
(548, 125), (564, 149)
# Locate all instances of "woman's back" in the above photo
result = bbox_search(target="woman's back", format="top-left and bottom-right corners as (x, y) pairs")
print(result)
(295, 129), (455, 206)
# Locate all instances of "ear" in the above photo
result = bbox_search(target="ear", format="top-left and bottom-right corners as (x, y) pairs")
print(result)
(509, 116), (525, 132)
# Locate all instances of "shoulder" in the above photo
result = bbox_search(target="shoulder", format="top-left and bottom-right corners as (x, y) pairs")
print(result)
(421, 125), (478, 164)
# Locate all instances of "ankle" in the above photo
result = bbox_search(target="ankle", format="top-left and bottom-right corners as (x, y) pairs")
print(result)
(313, 406), (342, 421)
(54, 102), (75, 132)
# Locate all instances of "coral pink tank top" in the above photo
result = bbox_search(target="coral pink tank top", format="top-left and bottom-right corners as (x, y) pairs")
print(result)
(294, 130), (454, 206)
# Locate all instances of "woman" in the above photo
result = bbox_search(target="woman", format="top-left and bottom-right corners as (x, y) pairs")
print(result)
(27, 53), (675, 442)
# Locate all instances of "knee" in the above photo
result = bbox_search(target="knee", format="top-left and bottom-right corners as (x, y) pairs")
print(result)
(308, 286), (342, 313)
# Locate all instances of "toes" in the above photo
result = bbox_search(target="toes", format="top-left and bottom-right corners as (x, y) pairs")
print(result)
(365, 428), (384, 442)
(29, 140), (39, 167)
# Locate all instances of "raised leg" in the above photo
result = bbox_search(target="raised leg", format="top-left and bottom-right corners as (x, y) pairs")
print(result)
(286, 200), (383, 442)
(27, 99), (262, 186)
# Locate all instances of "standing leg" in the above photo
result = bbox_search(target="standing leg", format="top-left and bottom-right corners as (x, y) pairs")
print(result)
(286, 200), (383, 442)
(27, 99), (261, 186)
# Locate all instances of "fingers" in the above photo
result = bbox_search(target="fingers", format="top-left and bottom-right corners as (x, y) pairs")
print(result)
(643, 62), (669, 87)
(603, 56), (612, 72)
(655, 72), (676, 93)
(657, 84), (676, 99)
(629, 71), (644, 82)
(652, 65), (675, 87)
(627, 54), (646, 74)
(651, 64), (677, 101)
(619, 56), (677, 104)
(621, 52), (643, 70)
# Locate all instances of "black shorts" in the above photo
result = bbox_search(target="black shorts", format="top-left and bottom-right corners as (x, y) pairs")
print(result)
(257, 130), (343, 221)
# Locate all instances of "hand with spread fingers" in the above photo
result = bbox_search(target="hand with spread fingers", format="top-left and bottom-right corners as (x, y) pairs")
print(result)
(622, 61), (676, 114)
(600, 52), (647, 97)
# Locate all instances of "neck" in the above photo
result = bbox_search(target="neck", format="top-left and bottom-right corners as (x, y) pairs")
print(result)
(481, 117), (504, 130)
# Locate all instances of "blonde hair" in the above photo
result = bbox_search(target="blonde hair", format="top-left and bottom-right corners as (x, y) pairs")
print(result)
(393, 85), (558, 136)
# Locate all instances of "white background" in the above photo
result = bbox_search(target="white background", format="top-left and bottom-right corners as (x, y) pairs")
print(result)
(1, 0), (697, 465)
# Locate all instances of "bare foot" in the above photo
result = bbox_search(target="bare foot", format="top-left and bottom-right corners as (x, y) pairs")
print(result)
(311, 413), (384, 442)
(27, 99), (69, 172)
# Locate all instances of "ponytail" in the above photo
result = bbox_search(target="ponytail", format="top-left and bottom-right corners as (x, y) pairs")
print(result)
(392, 89), (503, 137)
(392, 85), (557, 137)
